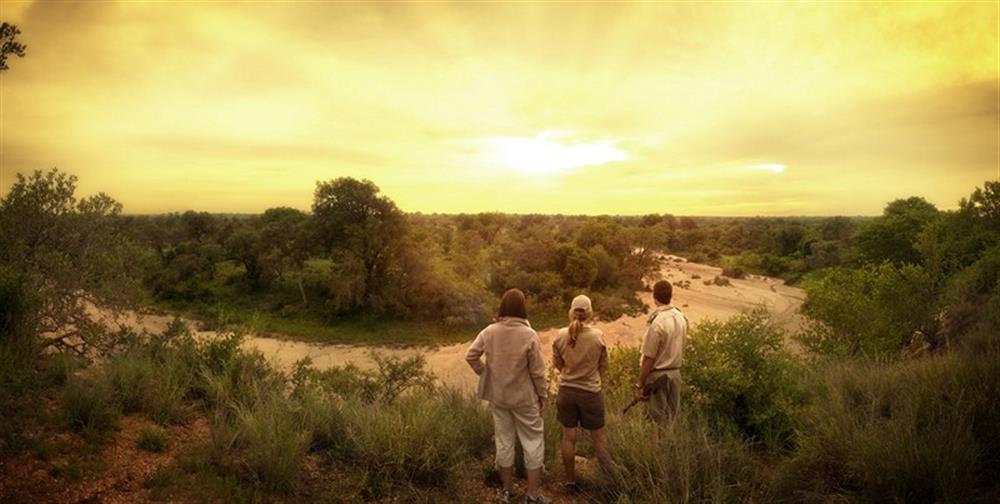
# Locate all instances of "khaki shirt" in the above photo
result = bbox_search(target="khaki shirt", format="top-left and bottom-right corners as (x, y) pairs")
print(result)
(465, 317), (548, 409)
(640, 305), (688, 381)
(552, 326), (608, 393)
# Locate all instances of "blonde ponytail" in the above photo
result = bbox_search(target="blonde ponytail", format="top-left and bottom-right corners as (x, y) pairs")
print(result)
(568, 309), (589, 347)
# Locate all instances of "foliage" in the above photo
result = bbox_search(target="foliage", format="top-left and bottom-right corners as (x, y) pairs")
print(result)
(0, 169), (142, 355)
(562, 246), (599, 287)
(291, 353), (435, 403)
(684, 308), (803, 447)
(772, 336), (1000, 502)
(312, 177), (406, 314)
(856, 196), (939, 266)
(137, 426), (170, 453)
(0, 22), (26, 71)
(799, 263), (936, 356)
(61, 378), (121, 442)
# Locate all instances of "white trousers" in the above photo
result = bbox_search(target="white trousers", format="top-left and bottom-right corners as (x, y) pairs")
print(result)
(491, 403), (545, 470)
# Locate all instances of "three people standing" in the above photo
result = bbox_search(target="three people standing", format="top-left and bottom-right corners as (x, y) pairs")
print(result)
(466, 279), (686, 502)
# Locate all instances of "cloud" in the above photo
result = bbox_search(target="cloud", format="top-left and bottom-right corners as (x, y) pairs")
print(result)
(0, 1), (996, 215)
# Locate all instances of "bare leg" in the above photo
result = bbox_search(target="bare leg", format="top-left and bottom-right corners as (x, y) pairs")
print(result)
(526, 467), (542, 498)
(590, 427), (613, 474)
(561, 427), (578, 483)
(499, 465), (514, 493)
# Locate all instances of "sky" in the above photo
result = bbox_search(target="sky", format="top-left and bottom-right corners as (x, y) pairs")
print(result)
(1, 1), (997, 216)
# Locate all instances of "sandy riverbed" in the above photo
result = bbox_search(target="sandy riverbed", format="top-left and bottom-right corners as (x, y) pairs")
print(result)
(109, 255), (805, 393)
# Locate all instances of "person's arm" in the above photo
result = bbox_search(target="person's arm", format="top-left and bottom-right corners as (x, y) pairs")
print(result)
(528, 335), (548, 407)
(598, 345), (609, 378)
(552, 339), (565, 372)
(465, 331), (486, 376)
(636, 322), (661, 400)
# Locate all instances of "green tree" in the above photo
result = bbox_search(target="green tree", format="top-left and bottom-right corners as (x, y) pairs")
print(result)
(856, 197), (938, 265)
(562, 247), (598, 288)
(799, 263), (936, 356)
(312, 178), (405, 313)
(0, 169), (140, 354)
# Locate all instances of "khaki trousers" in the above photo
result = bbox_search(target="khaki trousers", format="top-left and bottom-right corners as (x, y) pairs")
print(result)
(491, 403), (545, 470)
(645, 372), (681, 424)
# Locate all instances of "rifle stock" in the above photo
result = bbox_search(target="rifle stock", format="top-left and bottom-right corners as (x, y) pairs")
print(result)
(622, 374), (671, 414)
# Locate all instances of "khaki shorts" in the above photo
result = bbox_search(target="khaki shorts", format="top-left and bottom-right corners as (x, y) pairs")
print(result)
(645, 372), (681, 424)
(556, 386), (605, 430)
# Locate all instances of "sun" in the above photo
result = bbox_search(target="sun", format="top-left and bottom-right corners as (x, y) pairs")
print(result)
(480, 132), (628, 175)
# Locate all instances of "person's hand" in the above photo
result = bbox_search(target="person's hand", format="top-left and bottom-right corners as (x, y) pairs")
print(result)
(633, 385), (648, 402)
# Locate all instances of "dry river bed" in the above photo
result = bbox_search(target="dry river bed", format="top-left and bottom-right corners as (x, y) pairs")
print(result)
(107, 256), (805, 392)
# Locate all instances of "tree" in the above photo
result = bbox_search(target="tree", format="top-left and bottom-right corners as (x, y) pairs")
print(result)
(799, 263), (936, 356)
(821, 216), (854, 242)
(312, 178), (405, 313)
(0, 22), (26, 71)
(0, 169), (141, 355)
(562, 247), (598, 288)
(856, 197), (938, 265)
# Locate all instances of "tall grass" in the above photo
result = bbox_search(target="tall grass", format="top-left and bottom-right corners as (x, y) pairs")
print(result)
(604, 412), (759, 503)
(61, 378), (121, 442)
(592, 347), (761, 503)
(337, 389), (492, 498)
(772, 339), (1000, 502)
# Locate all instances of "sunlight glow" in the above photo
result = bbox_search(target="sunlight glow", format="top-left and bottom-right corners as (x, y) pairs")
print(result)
(480, 133), (628, 175)
(750, 163), (787, 174)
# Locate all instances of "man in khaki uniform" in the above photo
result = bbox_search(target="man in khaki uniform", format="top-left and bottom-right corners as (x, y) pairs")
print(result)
(634, 280), (688, 424)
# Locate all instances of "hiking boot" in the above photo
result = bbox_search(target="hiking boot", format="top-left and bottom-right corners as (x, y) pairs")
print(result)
(525, 495), (552, 504)
(498, 489), (514, 504)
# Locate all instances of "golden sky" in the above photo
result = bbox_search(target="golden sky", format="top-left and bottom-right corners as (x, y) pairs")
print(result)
(1, 1), (998, 216)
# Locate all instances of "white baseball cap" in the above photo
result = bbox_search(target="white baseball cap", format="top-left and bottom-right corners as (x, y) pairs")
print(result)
(571, 294), (592, 313)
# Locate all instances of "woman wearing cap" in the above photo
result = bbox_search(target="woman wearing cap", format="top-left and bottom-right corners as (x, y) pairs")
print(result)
(466, 288), (551, 504)
(552, 294), (613, 489)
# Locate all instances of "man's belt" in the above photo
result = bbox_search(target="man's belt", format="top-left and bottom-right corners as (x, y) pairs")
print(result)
(653, 365), (681, 372)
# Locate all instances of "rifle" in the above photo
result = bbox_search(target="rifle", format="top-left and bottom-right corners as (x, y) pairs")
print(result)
(622, 374), (671, 414)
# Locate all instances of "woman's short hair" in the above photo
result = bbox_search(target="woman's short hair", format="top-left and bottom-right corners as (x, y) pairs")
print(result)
(497, 288), (528, 319)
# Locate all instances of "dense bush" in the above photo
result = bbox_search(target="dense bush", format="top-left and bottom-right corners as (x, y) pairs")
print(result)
(799, 263), (936, 356)
(684, 309), (803, 448)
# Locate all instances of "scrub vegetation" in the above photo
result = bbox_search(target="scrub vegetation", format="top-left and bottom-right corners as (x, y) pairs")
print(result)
(1, 171), (998, 502)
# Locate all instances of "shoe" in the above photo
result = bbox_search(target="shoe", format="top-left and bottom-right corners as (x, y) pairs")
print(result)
(563, 481), (580, 493)
(525, 495), (552, 504)
(498, 489), (514, 503)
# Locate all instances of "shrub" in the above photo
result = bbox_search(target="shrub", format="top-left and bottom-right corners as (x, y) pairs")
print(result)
(291, 353), (434, 404)
(799, 263), (936, 357)
(62, 379), (121, 442)
(721, 266), (748, 279)
(137, 426), (170, 453)
(684, 308), (803, 448)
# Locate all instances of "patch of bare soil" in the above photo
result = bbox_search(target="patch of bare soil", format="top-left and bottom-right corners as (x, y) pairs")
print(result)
(0, 416), (210, 504)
